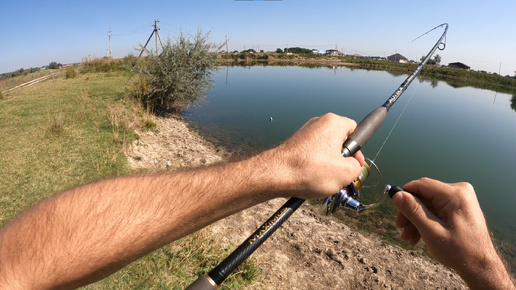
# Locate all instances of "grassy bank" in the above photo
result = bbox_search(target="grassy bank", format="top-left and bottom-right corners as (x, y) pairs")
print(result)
(0, 72), (135, 224)
(0, 68), (258, 288)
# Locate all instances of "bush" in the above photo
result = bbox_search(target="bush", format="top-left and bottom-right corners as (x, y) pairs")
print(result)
(80, 57), (131, 74)
(128, 30), (221, 115)
(65, 67), (77, 79)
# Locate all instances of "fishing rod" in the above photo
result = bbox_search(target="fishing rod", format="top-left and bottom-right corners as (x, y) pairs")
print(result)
(186, 23), (448, 289)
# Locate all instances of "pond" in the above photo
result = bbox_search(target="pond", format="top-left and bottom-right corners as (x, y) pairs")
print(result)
(185, 65), (516, 262)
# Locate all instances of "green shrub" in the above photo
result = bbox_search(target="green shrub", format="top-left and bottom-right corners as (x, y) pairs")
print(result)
(65, 67), (77, 79)
(128, 30), (221, 115)
(80, 57), (130, 74)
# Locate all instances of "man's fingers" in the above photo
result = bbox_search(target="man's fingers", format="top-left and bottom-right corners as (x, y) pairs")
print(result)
(353, 151), (365, 167)
(403, 178), (455, 205)
(392, 191), (445, 240)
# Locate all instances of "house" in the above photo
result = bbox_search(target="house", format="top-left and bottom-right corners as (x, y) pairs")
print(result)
(448, 62), (470, 70)
(387, 53), (408, 63)
(325, 49), (343, 57)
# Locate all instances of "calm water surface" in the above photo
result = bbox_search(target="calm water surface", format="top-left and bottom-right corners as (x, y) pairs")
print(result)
(186, 65), (516, 255)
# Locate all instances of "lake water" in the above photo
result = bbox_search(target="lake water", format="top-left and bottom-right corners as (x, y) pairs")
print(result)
(185, 65), (516, 259)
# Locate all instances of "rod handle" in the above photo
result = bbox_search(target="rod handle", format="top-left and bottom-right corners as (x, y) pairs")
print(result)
(185, 275), (217, 290)
(342, 106), (387, 157)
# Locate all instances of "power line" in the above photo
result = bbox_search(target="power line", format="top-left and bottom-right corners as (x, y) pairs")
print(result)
(112, 22), (154, 37)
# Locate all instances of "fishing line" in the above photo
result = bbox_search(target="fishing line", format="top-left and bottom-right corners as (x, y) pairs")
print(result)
(372, 75), (422, 162)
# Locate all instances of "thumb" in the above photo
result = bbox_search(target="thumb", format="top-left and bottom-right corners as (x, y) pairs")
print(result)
(392, 191), (443, 237)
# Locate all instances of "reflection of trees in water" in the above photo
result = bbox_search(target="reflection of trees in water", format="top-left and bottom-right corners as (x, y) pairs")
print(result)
(430, 79), (438, 88)
(512, 95), (516, 112)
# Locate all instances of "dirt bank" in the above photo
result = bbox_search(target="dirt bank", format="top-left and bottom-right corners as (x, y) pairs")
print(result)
(126, 116), (468, 289)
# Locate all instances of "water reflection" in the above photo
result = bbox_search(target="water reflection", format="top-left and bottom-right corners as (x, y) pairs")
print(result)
(186, 65), (516, 272)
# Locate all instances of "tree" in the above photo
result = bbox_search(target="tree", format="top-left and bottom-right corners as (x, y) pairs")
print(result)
(276, 48), (283, 53)
(421, 55), (437, 65)
(48, 62), (62, 69)
(284, 47), (313, 54)
(129, 30), (221, 115)
(434, 54), (441, 65)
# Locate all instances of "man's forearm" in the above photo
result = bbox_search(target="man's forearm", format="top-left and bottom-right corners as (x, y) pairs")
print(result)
(0, 113), (363, 288)
(0, 152), (280, 288)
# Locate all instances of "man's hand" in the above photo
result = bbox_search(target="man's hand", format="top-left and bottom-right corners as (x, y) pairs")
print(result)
(392, 177), (515, 289)
(263, 113), (364, 200)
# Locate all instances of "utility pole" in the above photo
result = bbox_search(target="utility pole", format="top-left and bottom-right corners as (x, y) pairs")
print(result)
(155, 20), (159, 54)
(107, 29), (112, 58)
(139, 19), (165, 57)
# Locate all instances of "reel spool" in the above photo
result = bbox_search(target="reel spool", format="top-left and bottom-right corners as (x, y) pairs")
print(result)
(323, 157), (387, 214)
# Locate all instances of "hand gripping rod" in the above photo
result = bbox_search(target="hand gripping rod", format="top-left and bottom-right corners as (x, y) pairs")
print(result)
(186, 23), (448, 289)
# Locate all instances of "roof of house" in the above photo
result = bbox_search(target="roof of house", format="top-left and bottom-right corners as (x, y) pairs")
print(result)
(448, 62), (471, 69)
(387, 53), (408, 60)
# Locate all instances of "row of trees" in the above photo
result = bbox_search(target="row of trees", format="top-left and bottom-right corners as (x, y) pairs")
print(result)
(275, 47), (314, 54)
(420, 54), (441, 65)
(1, 62), (63, 80)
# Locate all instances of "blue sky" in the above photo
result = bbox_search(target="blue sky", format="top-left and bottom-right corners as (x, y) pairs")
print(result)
(1, 0), (515, 76)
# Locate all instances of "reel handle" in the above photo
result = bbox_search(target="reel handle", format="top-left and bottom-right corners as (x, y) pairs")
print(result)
(387, 185), (417, 199)
(388, 185), (405, 198)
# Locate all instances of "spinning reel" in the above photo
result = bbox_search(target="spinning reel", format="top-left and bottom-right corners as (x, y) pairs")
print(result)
(323, 157), (388, 214)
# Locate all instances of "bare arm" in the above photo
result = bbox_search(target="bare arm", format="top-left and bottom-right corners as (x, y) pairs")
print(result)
(392, 178), (515, 290)
(0, 113), (364, 289)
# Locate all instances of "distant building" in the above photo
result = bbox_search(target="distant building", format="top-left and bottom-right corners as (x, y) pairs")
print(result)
(325, 49), (343, 56)
(448, 62), (470, 70)
(387, 53), (408, 63)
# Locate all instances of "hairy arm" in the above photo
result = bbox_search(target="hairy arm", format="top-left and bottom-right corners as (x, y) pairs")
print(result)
(0, 113), (364, 289)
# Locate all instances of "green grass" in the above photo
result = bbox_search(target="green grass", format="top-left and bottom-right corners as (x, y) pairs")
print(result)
(0, 72), (133, 225)
(0, 69), (259, 288)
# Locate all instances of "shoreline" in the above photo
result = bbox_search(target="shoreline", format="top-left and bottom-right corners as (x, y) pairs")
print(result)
(125, 115), (468, 289)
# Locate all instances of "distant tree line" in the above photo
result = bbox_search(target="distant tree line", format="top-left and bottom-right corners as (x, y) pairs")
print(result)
(277, 47), (314, 54)
(0, 61), (62, 80)
(0, 67), (41, 80)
